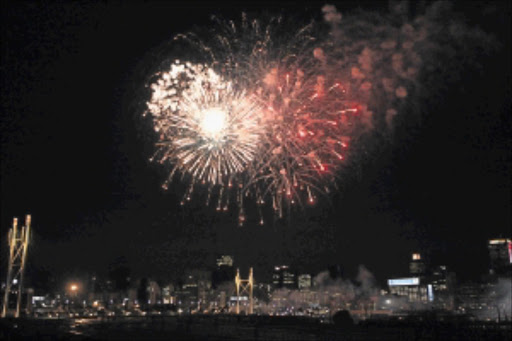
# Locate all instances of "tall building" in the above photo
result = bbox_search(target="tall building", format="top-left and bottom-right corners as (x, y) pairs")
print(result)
(488, 238), (512, 276)
(162, 284), (175, 305)
(409, 253), (426, 276)
(430, 265), (456, 309)
(177, 275), (199, 311)
(272, 265), (296, 289)
(148, 280), (161, 305)
(430, 266), (456, 291)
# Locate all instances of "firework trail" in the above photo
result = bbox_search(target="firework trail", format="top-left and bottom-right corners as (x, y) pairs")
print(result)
(144, 3), (495, 225)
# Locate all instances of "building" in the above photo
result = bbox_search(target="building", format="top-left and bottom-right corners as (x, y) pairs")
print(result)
(409, 253), (426, 277)
(177, 278), (198, 312)
(387, 277), (432, 304)
(430, 265), (449, 292)
(148, 280), (161, 305)
(430, 265), (456, 309)
(298, 274), (312, 290)
(488, 238), (512, 276)
(162, 284), (175, 305)
(456, 281), (489, 315)
(219, 291), (227, 309)
(272, 265), (296, 289)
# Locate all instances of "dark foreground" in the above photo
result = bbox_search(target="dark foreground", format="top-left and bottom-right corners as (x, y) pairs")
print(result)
(1, 315), (510, 341)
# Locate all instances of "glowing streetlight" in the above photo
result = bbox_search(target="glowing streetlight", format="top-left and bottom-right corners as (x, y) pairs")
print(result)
(69, 283), (79, 299)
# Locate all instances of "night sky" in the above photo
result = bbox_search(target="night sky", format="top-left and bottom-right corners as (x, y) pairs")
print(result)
(1, 1), (510, 289)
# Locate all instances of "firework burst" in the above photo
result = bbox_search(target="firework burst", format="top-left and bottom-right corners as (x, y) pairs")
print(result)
(146, 61), (264, 208)
(142, 3), (497, 225)
(145, 14), (363, 224)
(245, 61), (362, 220)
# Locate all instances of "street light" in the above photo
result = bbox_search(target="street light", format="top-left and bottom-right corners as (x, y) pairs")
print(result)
(70, 283), (79, 299)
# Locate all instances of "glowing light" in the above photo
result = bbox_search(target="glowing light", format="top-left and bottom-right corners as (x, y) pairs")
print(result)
(200, 108), (227, 138)
(69, 283), (79, 294)
(388, 278), (420, 286)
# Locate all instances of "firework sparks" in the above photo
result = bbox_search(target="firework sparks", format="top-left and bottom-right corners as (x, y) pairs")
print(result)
(144, 10), (404, 224)
(146, 61), (264, 207)
(247, 64), (361, 218)
(145, 14), (363, 224)
(142, 3), (497, 225)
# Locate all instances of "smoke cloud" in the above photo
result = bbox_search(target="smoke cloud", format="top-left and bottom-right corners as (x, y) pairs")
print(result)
(320, 1), (496, 132)
(258, 265), (379, 317)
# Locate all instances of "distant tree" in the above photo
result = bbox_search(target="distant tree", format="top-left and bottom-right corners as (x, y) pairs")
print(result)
(332, 310), (354, 329)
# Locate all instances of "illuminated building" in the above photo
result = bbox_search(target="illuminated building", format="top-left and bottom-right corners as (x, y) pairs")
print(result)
(488, 238), (512, 276)
(216, 255), (234, 267)
(430, 265), (456, 293)
(148, 280), (161, 305)
(162, 284), (175, 304)
(430, 265), (456, 309)
(409, 253), (426, 276)
(298, 274), (312, 290)
(219, 291), (226, 309)
(387, 277), (431, 303)
(272, 265), (296, 289)
(431, 266), (449, 291)
(456, 282), (490, 315)
(177, 278), (198, 311)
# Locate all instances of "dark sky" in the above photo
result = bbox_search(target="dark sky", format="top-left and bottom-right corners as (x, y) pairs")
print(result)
(1, 1), (510, 288)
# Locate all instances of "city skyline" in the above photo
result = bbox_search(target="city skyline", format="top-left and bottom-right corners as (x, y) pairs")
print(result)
(1, 0), (510, 288)
(4, 233), (511, 295)
(4, 238), (511, 319)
